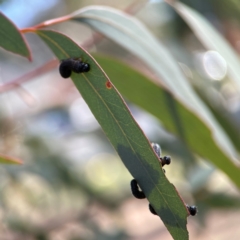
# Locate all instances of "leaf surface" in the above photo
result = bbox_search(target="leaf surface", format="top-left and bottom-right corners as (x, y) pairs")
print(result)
(0, 12), (31, 59)
(36, 30), (189, 240)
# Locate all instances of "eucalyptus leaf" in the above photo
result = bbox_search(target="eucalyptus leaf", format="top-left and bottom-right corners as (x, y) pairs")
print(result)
(93, 54), (240, 188)
(171, 2), (240, 91)
(36, 30), (189, 240)
(69, 5), (239, 169)
(0, 154), (23, 164)
(0, 12), (31, 59)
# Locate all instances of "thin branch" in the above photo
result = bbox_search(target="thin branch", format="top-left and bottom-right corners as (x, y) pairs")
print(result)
(0, 59), (58, 93)
(0, 0), (147, 94)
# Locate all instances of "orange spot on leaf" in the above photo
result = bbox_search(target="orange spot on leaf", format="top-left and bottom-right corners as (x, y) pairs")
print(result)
(106, 80), (112, 89)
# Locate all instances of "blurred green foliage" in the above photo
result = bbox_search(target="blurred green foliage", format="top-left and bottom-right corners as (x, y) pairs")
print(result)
(0, 0), (240, 239)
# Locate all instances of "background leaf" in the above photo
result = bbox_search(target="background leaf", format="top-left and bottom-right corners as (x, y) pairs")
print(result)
(69, 5), (239, 174)
(0, 12), (31, 60)
(171, 2), (240, 91)
(0, 153), (23, 164)
(36, 29), (189, 240)
(93, 54), (240, 188)
(194, 86), (240, 152)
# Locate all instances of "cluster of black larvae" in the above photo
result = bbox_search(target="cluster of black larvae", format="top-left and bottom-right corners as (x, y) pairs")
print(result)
(130, 143), (197, 217)
(59, 58), (90, 78)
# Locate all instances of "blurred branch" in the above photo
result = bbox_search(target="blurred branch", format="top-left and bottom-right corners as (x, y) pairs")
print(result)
(0, 59), (58, 93)
(0, 1), (146, 94)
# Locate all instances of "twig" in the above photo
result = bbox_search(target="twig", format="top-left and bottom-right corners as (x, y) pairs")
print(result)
(1, 0), (146, 94)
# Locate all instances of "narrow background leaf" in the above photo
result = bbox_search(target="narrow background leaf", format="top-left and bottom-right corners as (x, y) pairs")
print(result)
(93, 54), (240, 188)
(0, 12), (31, 60)
(70, 5), (239, 169)
(194, 86), (240, 153)
(0, 153), (23, 164)
(171, 2), (240, 91)
(36, 29), (189, 240)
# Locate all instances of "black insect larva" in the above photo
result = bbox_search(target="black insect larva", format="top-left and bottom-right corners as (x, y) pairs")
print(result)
(130, 179), (146, 199)
(79, 63), (90, 72)
(186, 205), (198, 216)
(151, 143), (171, 167)
(59, 59), (73, 78)
(149, 204), (157, 215)
(130, 143), (175, 216)
(161, 156), (171, 166)
(130, 180), (157, 216)
(59, 58), (90, 78)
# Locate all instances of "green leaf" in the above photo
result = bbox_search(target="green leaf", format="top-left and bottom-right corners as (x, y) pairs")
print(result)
(0, 12), (31, 60)
(36, 30), (189, 240)
(0, 153), (23, 164)
(171, 2), (240, 90)
(202, 192), (240, 209)
(194, 86), (240, 153)
(70, 5), (239, 170)
(93, 55), (240, 188)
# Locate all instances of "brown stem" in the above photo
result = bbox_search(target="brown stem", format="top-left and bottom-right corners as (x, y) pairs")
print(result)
(21, 15), (72, 33)
(0, 59), (58, 93)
